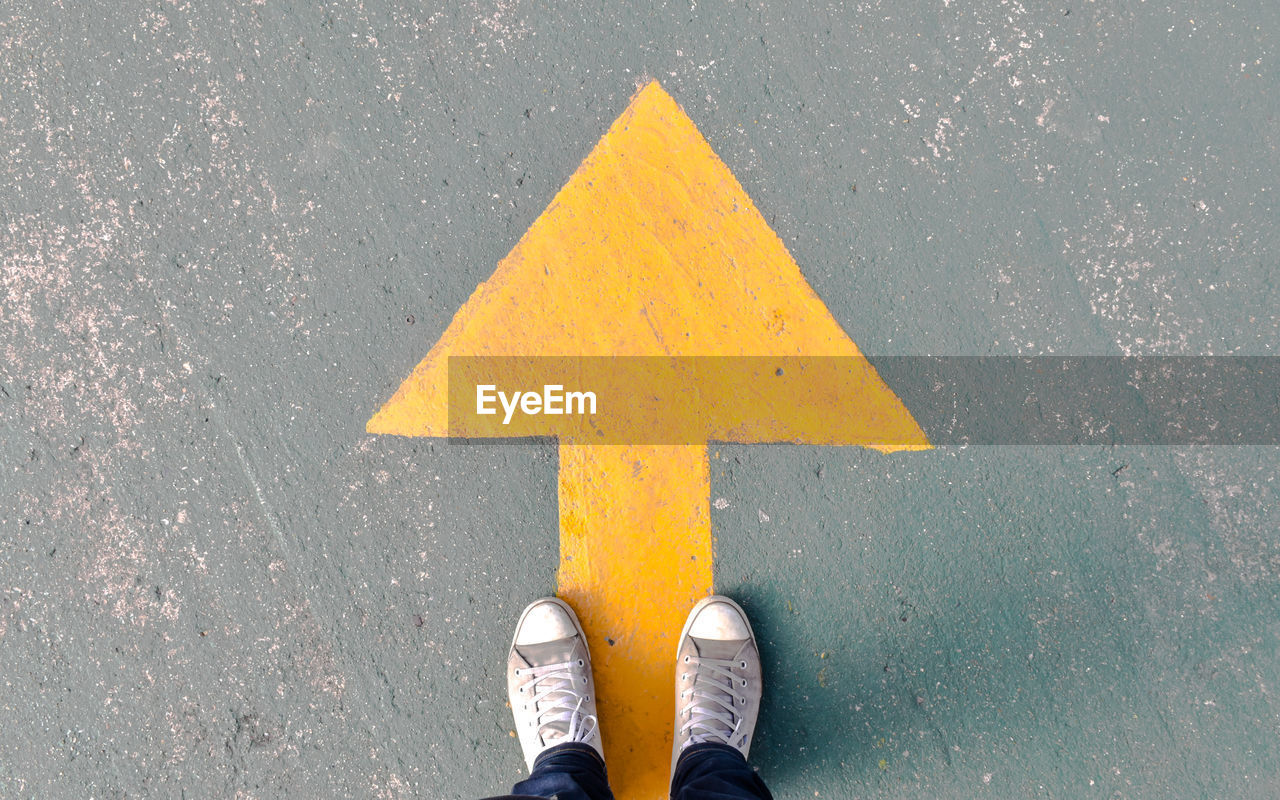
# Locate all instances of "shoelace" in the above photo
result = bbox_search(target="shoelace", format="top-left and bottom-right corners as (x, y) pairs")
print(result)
(515, 660), (598, 745)
(679, 655), (747, 746)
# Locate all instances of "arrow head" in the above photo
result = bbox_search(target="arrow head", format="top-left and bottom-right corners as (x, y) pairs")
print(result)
(369, 82), (927, 451)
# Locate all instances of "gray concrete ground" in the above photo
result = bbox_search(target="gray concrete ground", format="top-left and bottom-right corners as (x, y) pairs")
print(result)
(2, 1), (1278, 798)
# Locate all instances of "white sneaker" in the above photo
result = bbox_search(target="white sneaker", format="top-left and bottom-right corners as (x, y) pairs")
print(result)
(507, 597), (603, 771)
(671, 595), (763, 779)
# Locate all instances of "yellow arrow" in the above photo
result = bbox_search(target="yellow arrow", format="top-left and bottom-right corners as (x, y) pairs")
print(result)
(369, 81), (929, 798)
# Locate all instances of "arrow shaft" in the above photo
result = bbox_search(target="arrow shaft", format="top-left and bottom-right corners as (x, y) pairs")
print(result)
(557, 443), (713, 799)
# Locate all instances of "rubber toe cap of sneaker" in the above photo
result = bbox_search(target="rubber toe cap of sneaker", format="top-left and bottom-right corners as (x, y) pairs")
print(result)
(515, 601), (578, 646)
(688, 601), (750, 641)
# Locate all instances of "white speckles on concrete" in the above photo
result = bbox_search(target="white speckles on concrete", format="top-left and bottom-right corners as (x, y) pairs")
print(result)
(1, 0), (1277, 797)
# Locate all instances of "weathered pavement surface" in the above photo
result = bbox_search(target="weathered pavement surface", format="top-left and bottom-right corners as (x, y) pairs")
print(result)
(2, 2), (1278, 798)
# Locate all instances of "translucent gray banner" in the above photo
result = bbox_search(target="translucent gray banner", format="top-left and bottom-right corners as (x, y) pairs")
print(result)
(445, 356), (1280, 445)
(870, 356), (1279, 445)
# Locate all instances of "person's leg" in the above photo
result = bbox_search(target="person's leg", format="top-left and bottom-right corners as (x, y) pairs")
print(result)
(669, 596), (773, 800)
(671, 743), (772, 800)
(483, 597), (614, 800)
(479, 741), (614, 800)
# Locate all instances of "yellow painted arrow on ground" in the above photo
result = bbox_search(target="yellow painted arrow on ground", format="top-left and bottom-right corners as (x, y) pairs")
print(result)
(369, 81), (928, 799)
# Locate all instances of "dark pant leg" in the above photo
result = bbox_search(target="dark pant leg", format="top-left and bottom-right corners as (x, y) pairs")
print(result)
(480, 742), (616, 800)
(670, 743), (773, 800)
